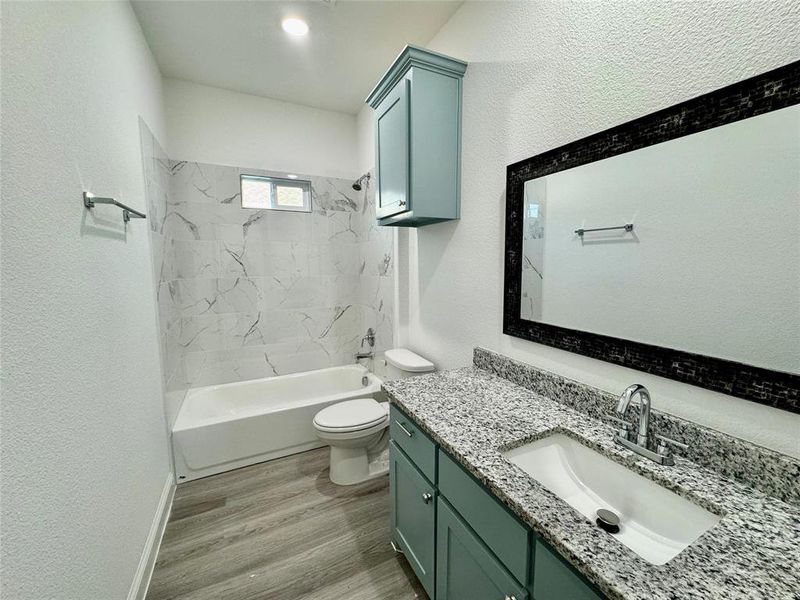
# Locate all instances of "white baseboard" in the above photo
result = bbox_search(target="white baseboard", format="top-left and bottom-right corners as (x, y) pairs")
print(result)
(128, 473), (175, 600)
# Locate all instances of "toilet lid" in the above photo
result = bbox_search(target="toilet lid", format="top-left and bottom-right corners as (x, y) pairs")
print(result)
(314, 398), (388, 432)
(385, 348), (435, 372)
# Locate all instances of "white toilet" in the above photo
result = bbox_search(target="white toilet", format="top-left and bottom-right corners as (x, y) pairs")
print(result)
(313, 348), (435, 485)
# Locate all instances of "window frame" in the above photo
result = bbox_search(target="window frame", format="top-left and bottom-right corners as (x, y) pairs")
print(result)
(240, 174), (312, 213)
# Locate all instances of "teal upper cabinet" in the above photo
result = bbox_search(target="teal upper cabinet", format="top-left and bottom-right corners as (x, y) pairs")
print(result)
(366, 45), (467, 227)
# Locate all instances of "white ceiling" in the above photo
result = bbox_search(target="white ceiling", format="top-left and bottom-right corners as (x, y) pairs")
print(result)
(132, 0), (462, 115)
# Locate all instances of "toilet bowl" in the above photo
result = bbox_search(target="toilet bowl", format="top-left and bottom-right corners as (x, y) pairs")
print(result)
(313, 398), (390, 485)
(313, 349), (435, 485)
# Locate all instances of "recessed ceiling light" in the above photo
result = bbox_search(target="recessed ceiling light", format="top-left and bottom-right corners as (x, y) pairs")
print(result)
(287, 174), (298, 179)
(282, 18), (309, 36)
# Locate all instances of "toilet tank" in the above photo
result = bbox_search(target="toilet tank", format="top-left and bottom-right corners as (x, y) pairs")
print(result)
(384, 348), (435, 380)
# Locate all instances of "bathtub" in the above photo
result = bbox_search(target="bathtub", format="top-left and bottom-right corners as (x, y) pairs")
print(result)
(172, 365), (383, 482)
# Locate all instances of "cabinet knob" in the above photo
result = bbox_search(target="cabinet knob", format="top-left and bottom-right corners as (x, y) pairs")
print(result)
(504, 596), (517, 600)
(422, 492), (433, 504)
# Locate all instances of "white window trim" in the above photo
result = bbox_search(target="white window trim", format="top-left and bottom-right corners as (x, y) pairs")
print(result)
(240, 174), (312, 213)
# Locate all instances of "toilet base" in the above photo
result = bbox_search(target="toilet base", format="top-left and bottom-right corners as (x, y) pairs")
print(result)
(328, 433), (389, 485)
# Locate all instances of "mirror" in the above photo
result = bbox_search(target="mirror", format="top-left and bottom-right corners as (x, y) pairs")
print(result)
(504, 61), (800, 412)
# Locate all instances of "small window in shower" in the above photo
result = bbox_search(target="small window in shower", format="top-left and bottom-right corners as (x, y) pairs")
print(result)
(240, 174), (312, 212)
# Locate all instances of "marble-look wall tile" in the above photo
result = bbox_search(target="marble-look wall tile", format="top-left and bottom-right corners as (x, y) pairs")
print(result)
(163, 162), (393, 387)
(174, 277), (263, 317)
(139, 119), (187, 428)
(172, 240), (219, 280)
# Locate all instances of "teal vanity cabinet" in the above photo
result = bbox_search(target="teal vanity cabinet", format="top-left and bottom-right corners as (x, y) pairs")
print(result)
(366, 45), (467, 227)
(389, 404), (607, 600)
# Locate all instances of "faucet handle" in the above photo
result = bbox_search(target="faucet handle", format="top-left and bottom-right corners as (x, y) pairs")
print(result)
(655, 434), (688, 458)
(607, 416), (631, 440)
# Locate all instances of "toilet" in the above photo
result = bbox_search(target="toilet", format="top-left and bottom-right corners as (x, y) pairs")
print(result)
(313, 348), (435, 485)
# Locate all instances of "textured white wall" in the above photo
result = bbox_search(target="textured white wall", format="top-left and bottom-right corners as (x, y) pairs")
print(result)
(1, 2), (172, 598)
(164, 78), (360, 180)
(393, 0), (800, 456)
(357, 103), (375, 177)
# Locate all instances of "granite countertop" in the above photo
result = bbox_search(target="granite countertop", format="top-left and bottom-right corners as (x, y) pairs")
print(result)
(383, 367), (800, 600)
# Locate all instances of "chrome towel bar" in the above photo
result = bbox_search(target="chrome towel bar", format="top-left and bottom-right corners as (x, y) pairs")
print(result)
(575, 223), (633, 237)
(83, 192), (146, 223)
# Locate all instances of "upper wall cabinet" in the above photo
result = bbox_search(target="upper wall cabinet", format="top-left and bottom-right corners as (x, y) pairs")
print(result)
(366, 46), (467, 227)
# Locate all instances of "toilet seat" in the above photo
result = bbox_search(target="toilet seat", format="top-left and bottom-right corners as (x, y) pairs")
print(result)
(313, 398), (389, 433)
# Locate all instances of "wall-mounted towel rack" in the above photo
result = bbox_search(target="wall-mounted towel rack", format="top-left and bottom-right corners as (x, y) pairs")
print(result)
(83, 192), (146, 223)
(575, 223), (633, 237)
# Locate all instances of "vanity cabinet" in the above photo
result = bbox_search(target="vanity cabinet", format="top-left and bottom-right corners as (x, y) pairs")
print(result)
(366, 45), (467, 227)
(389, 405), (606, 600)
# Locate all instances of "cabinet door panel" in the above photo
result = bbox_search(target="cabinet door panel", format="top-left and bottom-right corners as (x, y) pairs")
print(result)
(390, 441), (436, 597)
(375, 78), (409, 219)
(532, 540), (605, 600)
(437, 497), (528, 600)
(438, 449), (529, 583)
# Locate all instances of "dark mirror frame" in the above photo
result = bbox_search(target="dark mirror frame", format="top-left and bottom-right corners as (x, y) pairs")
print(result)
(503, 61), (800, 414)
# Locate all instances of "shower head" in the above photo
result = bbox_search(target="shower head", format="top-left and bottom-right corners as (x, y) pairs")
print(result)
(352, 172), (371, 191)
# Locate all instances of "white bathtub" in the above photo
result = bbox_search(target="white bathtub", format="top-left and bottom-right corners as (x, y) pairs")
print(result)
(172, 365), (383, 482)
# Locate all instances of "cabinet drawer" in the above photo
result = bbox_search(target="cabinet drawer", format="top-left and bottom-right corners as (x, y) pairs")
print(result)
(389, 405), (437, 483)
(438, 449), (530, 584)
(532, 540), (604, 600)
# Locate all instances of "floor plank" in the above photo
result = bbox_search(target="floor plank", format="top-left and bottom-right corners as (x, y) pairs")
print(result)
(147, 448), (427, 600)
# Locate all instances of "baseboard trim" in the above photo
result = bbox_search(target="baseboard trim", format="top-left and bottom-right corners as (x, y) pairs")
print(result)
(128, 473), (175, 600)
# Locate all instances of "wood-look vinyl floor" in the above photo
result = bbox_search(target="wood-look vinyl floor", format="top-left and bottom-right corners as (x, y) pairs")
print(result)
(146, 448), (427, 600)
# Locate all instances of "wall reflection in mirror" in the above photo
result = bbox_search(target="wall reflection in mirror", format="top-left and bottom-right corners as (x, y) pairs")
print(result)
(519, 104), (799, 375)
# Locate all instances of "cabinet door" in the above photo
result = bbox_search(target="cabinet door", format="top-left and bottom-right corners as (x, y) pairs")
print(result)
(532, 540), (605, 600)
(437, 497), (529, 600)
(390, 441), (436, 598)
(375, 77), (410, 219)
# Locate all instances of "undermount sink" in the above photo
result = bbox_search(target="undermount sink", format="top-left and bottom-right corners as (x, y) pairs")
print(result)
(503, 433), (721, 565)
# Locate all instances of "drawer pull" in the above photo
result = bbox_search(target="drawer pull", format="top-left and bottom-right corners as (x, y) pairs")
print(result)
(422, 493), (433, 504)
(397, 421), (414, 437)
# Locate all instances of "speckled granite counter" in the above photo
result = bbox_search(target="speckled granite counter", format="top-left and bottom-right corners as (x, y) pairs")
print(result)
(383, 365), (800, 600)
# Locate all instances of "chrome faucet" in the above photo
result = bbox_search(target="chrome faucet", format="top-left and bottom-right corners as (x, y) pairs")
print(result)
(361, 328), (375, 350)
(611, 384), (688, 466)
(616, 384), (651, 447)
(355, 328), (375, 362)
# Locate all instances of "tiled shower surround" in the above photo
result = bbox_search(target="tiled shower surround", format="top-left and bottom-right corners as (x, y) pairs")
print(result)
(139, 121), (393, 425)
(140, 120), (185, 427)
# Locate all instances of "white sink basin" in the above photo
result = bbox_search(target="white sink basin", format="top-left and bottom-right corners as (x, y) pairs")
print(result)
(503, 433), (721, 565)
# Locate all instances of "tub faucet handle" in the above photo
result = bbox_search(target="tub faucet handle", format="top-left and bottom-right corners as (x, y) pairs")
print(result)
(361, 328), (375, 349)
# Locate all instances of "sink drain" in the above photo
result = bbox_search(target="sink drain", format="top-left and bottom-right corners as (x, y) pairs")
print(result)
(596, 508), (620, 534)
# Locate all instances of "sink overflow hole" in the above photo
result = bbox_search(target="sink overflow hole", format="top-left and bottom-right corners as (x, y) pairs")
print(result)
(596, 508), (620, 534)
